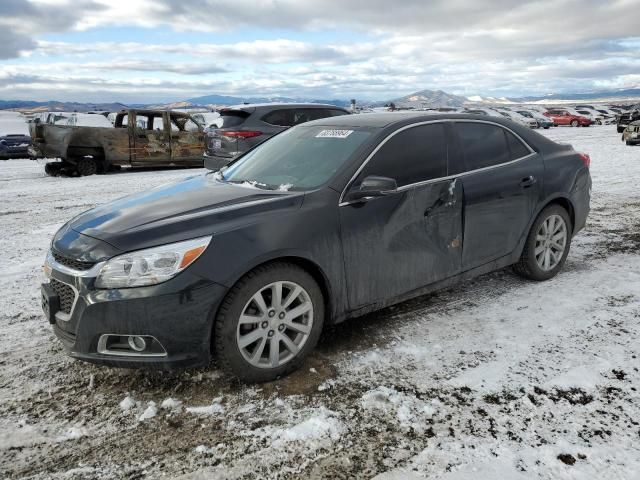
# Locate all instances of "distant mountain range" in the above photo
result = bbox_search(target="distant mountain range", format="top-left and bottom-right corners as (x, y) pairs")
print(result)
(0, 100), (128, 113)
(2, 87), (639, 112)
(185, 94), (351, 108)
(511, 88), (640, 103)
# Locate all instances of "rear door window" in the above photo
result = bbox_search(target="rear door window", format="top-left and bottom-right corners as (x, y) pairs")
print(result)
(292, 109), (322, 125)
(451, 122), (510, 174)
(262, 109), (294, 127)
(357, 123), (448, 187)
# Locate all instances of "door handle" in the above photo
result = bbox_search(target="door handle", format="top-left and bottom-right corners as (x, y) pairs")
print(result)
(520, 175), (536, 188)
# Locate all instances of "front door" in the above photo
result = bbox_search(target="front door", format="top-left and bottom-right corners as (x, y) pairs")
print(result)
(450, 121), (543, 270)
(339, 122), (463, 309)
(131, 111), (171, 165)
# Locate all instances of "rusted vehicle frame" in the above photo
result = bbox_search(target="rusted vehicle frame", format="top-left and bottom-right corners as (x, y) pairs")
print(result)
(29, 109), (205, 176)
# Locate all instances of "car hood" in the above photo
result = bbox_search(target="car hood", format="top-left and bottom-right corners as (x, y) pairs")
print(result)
(66, 173), (304, 252)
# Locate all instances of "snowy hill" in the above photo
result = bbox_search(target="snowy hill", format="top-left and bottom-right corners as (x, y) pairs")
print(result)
(385, 89), (467, 108)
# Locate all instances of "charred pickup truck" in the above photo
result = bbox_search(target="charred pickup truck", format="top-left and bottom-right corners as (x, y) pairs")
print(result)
(29, 110), (205, 176)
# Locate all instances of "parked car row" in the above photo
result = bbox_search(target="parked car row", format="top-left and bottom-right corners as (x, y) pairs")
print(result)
(16, 99), (640, 173)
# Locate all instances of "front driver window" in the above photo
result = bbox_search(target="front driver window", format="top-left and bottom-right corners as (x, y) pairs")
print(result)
(356, 123), (448, 187)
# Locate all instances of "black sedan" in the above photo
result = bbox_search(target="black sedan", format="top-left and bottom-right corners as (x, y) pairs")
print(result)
(42, 113), (591, 382)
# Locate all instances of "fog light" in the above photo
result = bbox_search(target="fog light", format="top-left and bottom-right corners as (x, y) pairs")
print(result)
(128, 336), (147, 352)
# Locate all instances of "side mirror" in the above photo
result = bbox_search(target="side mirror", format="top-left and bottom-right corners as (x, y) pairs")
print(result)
(346, 175), (398, 201)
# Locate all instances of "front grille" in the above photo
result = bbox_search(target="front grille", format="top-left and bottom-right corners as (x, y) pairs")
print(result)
(52, 250), (94, 271)
(50, 279), (76, 315)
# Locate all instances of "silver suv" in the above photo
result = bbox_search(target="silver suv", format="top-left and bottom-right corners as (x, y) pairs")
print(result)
(203, 103), (350, 170)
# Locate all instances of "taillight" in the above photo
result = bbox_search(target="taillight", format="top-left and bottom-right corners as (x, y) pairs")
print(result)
(578, 152), (591, 168)
(216, 130), (262, 139)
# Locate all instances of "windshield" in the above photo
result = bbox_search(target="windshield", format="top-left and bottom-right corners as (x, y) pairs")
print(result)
(217, 125), (371, 191)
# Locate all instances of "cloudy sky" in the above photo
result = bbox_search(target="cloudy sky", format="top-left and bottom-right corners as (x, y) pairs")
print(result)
(0, 0), (638, 103)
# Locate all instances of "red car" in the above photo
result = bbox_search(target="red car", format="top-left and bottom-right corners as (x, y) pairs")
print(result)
(543, 109), (592, 127)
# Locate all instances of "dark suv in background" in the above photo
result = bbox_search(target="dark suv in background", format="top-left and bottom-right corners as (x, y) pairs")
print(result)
(203, 103), (350, 170)
(617, 108), (640, 133)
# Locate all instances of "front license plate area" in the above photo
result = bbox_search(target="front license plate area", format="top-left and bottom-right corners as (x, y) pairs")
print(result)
(41, 283), (60, 324)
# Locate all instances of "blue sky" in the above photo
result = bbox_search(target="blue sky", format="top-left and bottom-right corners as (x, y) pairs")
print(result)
(0, 0), (639, 103)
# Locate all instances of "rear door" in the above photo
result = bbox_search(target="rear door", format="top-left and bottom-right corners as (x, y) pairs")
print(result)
(339, 122), (463, 309)
(450, 121), (543, 271)
(169, 113), (205, 165)
(556, 110), (571, 125)
(131, 112), (171, 166)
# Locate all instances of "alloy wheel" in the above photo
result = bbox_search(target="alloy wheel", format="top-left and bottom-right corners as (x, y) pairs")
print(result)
(534, 214), (567, 271)
(236, 281), (313, 369)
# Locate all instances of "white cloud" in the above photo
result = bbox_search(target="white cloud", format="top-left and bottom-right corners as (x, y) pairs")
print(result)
(0, 0), (639, 101)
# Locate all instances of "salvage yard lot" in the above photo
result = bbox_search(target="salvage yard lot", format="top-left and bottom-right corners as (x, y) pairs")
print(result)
(1, 126), (639, 479)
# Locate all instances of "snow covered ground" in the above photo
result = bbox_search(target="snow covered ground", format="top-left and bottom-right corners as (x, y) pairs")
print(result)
(1, 125), (639, 479)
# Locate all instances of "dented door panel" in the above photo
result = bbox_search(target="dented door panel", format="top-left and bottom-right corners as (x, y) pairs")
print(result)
(459, 155), (544, 269)
(339, 179), (463, 309)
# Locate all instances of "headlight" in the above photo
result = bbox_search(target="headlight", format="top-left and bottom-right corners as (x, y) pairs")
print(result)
(95, 236), (212, 289)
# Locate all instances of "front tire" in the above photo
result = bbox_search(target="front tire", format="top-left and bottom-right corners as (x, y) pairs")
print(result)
(76, 157), (98, 176)
(214, 262), (324, 382)
(513, 205), (572, 281)
(571, 120), (579, 127)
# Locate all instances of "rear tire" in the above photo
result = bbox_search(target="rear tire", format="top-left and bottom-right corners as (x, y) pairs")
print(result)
(214, 262), (324, 382)
(76, 157), (98, 176)
(513, 205), (572, 281)
(44, 162), (63, 177)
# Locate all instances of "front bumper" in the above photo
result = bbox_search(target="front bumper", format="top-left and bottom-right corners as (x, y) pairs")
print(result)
(0, 147), (30, 158)
(43, 253), (228, 369)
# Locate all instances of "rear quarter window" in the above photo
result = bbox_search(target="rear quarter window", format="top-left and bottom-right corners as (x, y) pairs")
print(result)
(505, 131), (531, 159)
(219, 110), (250, 128)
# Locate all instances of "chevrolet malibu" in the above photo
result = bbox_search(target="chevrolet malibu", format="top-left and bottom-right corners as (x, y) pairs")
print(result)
(42, 113), (591, 382)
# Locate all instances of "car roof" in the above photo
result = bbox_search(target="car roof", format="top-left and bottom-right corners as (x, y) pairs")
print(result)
(223, 102), (348, 111)
(302, 112), (522, 129)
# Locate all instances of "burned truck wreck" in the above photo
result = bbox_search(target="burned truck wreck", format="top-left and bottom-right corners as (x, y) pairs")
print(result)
(29, 110), (205, 176)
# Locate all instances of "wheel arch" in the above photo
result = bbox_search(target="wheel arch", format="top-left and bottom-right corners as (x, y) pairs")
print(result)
(65, 145), (106, 165)
(209, 254), (334, 350)
(513, 194), (577, 264)
(543, 195), (576, 232)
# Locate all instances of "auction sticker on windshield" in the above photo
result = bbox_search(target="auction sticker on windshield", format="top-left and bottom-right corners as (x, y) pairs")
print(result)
(315, 129), (353, 138)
